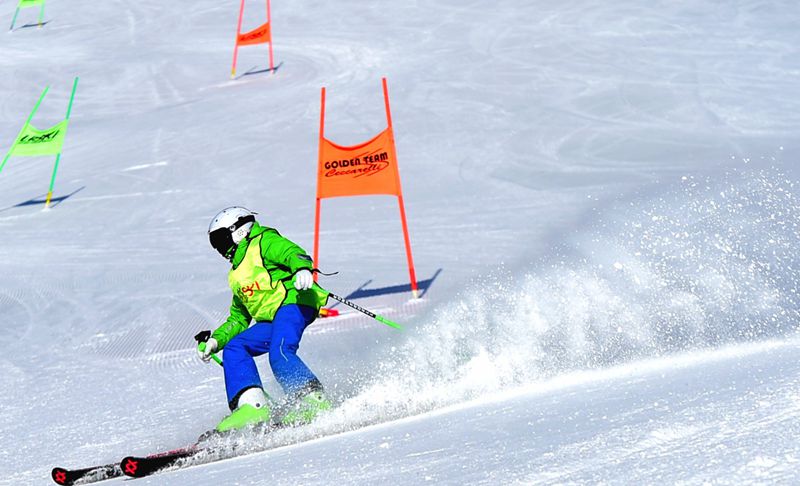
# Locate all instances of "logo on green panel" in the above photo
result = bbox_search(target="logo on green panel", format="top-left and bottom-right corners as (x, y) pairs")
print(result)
(11, 120), (68, 156)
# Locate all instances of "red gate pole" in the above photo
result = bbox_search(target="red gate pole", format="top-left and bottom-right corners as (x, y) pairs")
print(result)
(231, 0), (246, 78)
(313, 87), (327, 282)
(382, 78), (419, 299)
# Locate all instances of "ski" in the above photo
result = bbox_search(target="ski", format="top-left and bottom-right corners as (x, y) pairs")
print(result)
(51, 463), (121, 485)
(52, 420), (300, 483)
(120, 446), (199, 479)
(118, 424), (298, 480)
(51, 445), (199, 485)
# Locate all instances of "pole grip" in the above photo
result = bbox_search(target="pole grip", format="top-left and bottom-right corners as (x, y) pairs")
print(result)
(194, 331), (223, 366)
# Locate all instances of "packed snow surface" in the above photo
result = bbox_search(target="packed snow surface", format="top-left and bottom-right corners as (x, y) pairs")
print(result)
(1, 0), (799, 484)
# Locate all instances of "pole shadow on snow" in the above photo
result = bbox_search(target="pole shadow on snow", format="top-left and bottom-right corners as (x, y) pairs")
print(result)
(235, 62), (283, 80)
(11, 20), (51, 31)
(0, 186), (85, 212)
(327, 269), (442, 309)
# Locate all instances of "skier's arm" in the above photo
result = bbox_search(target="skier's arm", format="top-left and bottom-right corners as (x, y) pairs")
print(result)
(211, 295), (252, 349)
(260, 228), (314, 274)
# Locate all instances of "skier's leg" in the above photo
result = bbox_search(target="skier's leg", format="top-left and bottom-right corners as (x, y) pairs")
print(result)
(222, 322), (272, 410)
(216, 323), (276, 432)
(268, 304), (332, 425)
(267, 304), (319, 395)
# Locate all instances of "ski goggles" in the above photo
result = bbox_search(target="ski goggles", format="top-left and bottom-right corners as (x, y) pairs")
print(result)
(208, 215), (256, 259)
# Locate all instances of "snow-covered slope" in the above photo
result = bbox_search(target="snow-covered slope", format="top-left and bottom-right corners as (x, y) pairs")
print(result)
(1, 0), (798, 484)
(138, 339), (800, 485)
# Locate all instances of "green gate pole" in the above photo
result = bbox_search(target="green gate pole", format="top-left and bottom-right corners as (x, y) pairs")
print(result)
(45, 77), (78, 209)
(0, 85), (49, 174)
(9, 7), (20, 30)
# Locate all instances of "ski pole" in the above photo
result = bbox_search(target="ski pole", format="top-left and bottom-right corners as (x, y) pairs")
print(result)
(194, 331), (223, 366)
(327, 292), (403, 330)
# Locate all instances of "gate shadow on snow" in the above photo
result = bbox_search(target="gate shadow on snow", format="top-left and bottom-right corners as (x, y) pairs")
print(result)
(235, 62), (284, 80)
(13, 20), (51, 31)
(327, 268), (442, 309)
(0, 186), (85, 212)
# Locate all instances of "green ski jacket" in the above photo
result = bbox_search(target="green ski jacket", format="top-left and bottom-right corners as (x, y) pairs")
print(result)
(211, 222), (328, 349)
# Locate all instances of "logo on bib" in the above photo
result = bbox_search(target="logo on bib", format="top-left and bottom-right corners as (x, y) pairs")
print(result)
(240, 280), (262, 298)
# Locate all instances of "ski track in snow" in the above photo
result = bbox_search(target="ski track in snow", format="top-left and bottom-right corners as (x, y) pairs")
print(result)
(1, 0), (799, 484)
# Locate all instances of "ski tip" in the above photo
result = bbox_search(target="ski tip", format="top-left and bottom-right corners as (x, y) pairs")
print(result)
(51, 463), (121, 485)
(120, 456), (140, 477)
(51, 467), (70, 485)
(120, 450), (194, 479)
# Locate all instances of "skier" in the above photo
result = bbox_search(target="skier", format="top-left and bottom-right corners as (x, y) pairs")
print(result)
(198, 206), (332, 432)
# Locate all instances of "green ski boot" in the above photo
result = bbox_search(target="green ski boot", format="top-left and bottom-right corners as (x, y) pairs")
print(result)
(216, 387), (272, 433)
(280, 390), (332, 426)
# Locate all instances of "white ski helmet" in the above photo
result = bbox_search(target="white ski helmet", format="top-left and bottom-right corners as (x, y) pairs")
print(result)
(208, 206), (257, 260)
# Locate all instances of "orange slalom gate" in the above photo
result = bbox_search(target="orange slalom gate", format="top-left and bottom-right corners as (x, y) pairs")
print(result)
(314, 78), (419, 298)
(231, 0), (274, 78)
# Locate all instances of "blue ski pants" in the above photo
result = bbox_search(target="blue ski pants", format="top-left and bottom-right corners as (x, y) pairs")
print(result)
(222, 304), (319, 409)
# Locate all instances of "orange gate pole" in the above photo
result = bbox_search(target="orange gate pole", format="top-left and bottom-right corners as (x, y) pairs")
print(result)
(231, 0), (246, 78)
(267, 0), (274, 71)
(313, 87), (326, 281)
(382, 78), (419, 298)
